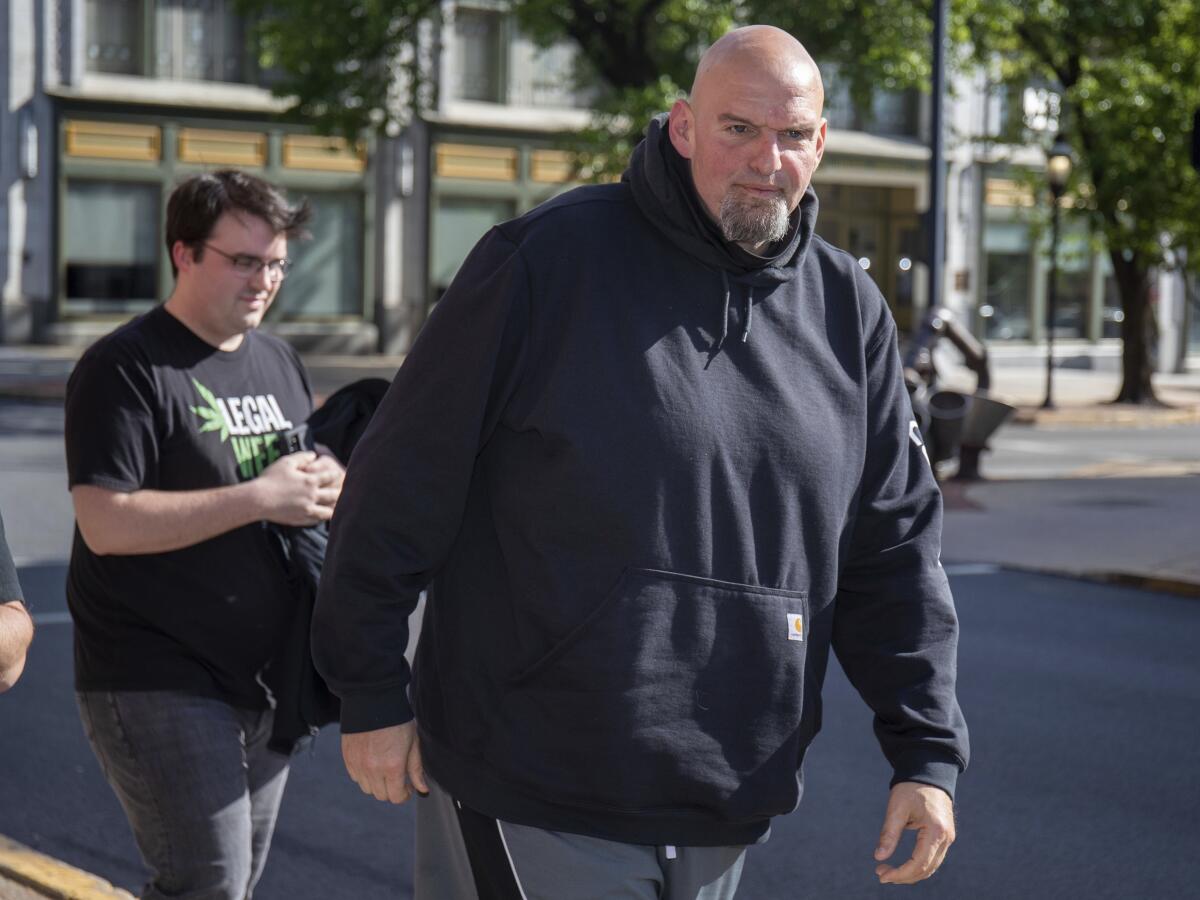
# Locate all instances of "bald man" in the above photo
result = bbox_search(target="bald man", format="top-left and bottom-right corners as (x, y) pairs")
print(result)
(314, 25), (968, 898)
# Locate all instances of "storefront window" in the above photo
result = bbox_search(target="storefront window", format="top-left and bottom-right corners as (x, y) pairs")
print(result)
(432, 197), (516, 295)
(982, 206), (1120, 343)
(1048, 225), (1090, 339)
(816, 183), (919, 330)
(983, 256), (1032, 340)
(1099, 256), (1126, 339)
(980, 221), (1032, 340)
(278, 192), (364, 317)
(64, 181), (160, 309)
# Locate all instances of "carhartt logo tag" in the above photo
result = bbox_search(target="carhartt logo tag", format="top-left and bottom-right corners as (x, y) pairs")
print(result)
(786, 613), (804, 642)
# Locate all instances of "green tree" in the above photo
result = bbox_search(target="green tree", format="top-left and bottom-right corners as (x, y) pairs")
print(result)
(509, 1), (736, 178)
(236, 0), (441, 136)
(241, 0), (1200, 404)
(960, 0), (1200, 402)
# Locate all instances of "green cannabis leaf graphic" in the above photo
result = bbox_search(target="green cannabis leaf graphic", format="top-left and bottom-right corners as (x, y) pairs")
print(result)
(190, 378), (229, 442)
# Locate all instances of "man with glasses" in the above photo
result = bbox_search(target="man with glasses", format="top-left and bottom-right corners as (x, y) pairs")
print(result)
(64, 169), (343, 899)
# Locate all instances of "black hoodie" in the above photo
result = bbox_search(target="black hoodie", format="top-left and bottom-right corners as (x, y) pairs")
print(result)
(313, 117), (968, 847)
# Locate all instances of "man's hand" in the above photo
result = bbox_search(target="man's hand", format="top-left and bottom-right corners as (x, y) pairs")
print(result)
(0, 600), (34, 692)
(874, 781), (956, 884)
(253, 452), (339, 526)
(342, 721), (429, 805)
(302, 451), (345, 503)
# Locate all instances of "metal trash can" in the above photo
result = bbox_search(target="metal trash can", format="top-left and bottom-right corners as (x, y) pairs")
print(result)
(926, 389), (969, 466)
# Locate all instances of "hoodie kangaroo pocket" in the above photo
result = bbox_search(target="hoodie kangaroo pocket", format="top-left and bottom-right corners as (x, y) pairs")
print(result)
(489, 567), (808, 822)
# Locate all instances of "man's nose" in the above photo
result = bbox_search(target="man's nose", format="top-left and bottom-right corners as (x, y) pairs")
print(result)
(749, 134), (782, 176)
(248, 264), (274, 292)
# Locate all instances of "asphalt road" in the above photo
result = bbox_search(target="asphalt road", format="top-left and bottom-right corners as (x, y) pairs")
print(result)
(3, 400), (1199, 898)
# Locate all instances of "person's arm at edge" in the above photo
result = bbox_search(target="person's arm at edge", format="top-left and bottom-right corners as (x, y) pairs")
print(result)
(833, 274), (968, 884)
(0, 600), (33, 691)
(313, 227), (530, 806)
(72, 450), (339, 555)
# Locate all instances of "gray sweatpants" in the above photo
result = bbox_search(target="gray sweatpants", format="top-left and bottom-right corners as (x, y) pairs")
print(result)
(415, 774), (746, 900)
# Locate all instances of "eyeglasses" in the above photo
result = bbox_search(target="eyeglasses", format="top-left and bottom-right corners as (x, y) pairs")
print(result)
(203, 243), (292, 281)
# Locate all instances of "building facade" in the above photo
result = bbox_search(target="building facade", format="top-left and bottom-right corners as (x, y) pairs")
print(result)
(2, 0), (403, 351)
(3, 1), (1194, 365)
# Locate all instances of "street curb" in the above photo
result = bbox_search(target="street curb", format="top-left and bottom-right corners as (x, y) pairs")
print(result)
(0, 836), (134, 900)
(979, 564), (1200, 599)
(1086, 571), (1200, 599)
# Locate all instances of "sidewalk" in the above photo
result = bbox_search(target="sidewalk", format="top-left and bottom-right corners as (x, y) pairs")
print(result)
(937, 358), (1200, 426)
(929, 359), (1200, 593)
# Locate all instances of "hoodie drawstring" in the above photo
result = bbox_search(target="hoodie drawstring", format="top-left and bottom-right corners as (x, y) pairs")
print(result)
(715, 270), (731, 353)
(741, 287), (754, 343)
(714, 271), (754, 352)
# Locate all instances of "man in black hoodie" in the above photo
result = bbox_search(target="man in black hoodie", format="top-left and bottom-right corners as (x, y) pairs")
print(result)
(314, 25), (968, 898)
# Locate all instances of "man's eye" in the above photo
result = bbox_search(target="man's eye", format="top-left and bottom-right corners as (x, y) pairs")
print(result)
(785, 130), (806, 141)
(233, 256), (259, 272)
(729, 124), (750, 135)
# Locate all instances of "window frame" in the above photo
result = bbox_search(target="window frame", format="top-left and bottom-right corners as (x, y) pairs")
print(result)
(84, 0), (263, 86)
(428, 132), (576, 307)
(61, 175), (164, 315)
(55, 109), (375, 324)
(977, 166), (1117, 345)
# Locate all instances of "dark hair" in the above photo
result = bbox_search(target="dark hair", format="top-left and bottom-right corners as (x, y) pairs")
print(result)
(164, 169), (313, 277)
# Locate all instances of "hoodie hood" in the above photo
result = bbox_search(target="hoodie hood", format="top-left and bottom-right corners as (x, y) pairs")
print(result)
(623, 113), (819, 287)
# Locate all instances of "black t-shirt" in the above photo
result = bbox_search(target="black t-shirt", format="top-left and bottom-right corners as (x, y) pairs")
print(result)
(0, 511), (22, 603)
(65, 306), (313, 707)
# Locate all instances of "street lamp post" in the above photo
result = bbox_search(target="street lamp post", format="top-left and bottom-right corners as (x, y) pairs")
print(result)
(1042, 134), (1074, 409)
(927, 0), (948, 321)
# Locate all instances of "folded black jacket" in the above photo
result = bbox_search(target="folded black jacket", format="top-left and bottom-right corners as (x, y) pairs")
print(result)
(265, 377), (390, 752)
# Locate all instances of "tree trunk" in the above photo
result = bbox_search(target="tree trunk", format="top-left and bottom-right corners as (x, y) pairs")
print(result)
(1110, 249), (1159, 404)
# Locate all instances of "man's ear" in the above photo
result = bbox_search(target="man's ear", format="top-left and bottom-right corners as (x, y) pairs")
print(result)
(171, 240), (195, 274)
(813, 118), (828, 168)
(668, 99), (695, 160)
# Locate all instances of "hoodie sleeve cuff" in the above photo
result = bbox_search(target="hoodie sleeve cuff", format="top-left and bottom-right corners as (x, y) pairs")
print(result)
(338, 686), (415, 734)
(889, 756), (963, 802)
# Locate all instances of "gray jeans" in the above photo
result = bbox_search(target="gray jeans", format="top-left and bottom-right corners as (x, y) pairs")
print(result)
(76, 690), (290, 900)
(416, 773), (746, 900)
